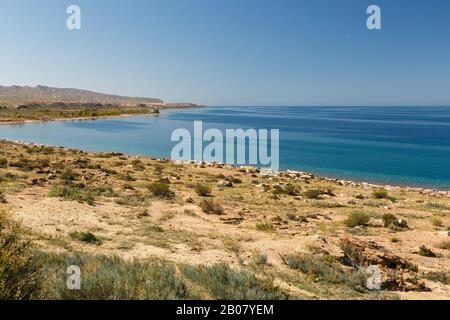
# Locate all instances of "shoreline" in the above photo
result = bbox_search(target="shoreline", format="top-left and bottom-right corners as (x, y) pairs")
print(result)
(0, 103), (206, 125)
(3, 138), (449, 197)
(0, 107), (448, 195)
(0, 112), (160, 125)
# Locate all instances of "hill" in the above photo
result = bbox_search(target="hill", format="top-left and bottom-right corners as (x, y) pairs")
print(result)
(0, 85), (163, 106)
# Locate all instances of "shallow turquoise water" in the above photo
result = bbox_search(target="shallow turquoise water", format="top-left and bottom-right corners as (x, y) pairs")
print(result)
(0, 106), (449, 189)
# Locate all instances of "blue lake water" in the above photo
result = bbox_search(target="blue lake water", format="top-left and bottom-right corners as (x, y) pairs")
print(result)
(0, 106), (449, 189)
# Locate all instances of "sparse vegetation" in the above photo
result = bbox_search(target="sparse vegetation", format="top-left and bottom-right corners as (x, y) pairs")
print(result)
(250, 252), (269, 266)
(60, 168), (78, 181)
(0, 157), (8, 168)
(283, 254), (367, 291)
(38, 253), (191, 300)
(272, 183), (299, 196)
(182, 263), (288, 300)
(301, 188), (334, 199)
(344, 211), (370, 227)
(431, 216), (443, 227)
(0, 212), (43, 299)
(200, 199), (224, 215)
(424, 271), (449, 285)
(147, 182), (174, 199)
(48, 184), (95, 205)
(0, 105), (158, 123)
(0, 139), (448, 300)
(372, 188), (395, 201)
(256, 222), (275, 232)
(418, 246), (437, 258)
(69, 231), (102, 245)
(131, 159), (145, 171)
(194, 183), (212, 197)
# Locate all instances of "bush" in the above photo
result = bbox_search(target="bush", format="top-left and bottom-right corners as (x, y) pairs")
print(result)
(0, 212), (43, 299)
(301, 189), (334, 199)
(60, 168), (78, 181)
(69, 231), (102, 245)
(424, 271), (449, 285)
(10, 157), (34, 171)
(48, 184), (95, 205)
(182, 262), (288, 300)
(283, 254), (366, 290)
(194, 183), (212, 197)
(0, 192), (7, 204)
(131, 159), (145, 171)
(272, 184), (299, 196)
(345, 212), (370, 227)
(147, 182), (174, 199)
(37, 253), (191, 300)
(200, 199), (224, 215)
(382, 213), (398, 227)
(250, 252), (268, 266)
(0, 158), (8, 168)
(372, 188), (395, 201)
(431, 216), (443, 227)
(114, 193), (148, 206)
(255, 222), (275, 232)
(418, 245), (437, 258)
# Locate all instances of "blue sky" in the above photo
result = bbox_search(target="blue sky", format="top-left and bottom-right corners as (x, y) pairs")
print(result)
(0, 0), (449, 106)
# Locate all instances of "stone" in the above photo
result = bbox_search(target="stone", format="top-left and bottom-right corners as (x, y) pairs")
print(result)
(217, 180), (232, 188)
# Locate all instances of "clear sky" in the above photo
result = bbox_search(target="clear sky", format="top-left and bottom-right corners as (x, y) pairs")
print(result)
(0, 0), (449, 106)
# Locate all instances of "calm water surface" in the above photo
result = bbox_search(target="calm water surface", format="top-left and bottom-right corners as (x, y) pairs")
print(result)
(0, 106), (449, 189)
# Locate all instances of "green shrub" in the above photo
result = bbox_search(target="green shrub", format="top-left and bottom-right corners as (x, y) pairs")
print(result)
(250, 253), (268, 266)
(301, 189), (334, 199)
(0, 158), (8, 168)
(0, 192), (7, 204)
(37, 253), (191, 300)
(69, 231), (102, 245)
(418, 245), (437, 258)
(272, 184), (299, 196)
(48, 184), (94, 205)
(131, 159), (145, 171)
(114, 193), (148, 206)
(382, 213), (398, 227)
(147, 182), (174, 199)
(283, 254), (366, 290)
(60, 168), (78, 181)
(194, 183), (212, 197)
(182, 262), (288, 300)
(424, 271), (449, 285)
(255, 222), (275, 232)
(10, 157), (34, 171)
(372, 188), (395, 201)
(0, 213), (43, 299)
(345, 211), (370, 227)
(200, 199), (224, 215)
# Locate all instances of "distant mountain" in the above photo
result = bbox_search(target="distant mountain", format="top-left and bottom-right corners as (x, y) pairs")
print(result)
(0, 85), (163, 106)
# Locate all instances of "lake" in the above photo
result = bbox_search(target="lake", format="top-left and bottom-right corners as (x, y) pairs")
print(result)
(0, 106), (449, 189)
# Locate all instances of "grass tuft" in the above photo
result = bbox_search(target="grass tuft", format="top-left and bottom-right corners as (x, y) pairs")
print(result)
(344, 211), (370, 228)
(182, 263), (288, 300)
